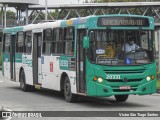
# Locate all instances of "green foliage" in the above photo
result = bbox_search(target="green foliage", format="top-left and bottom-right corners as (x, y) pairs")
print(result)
(157, 80), (160, 89)
(6, 10), (16, 19)
(0, 10), (16, 19)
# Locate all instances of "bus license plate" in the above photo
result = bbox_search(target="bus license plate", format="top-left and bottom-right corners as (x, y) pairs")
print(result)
(119, 86), (131, 90)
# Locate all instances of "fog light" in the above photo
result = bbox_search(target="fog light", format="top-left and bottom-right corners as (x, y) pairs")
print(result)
(98, 78), (103, 83)
(146, 76), (151, 81)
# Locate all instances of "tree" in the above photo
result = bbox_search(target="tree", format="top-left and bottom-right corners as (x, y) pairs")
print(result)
(0, 10), (16, 19)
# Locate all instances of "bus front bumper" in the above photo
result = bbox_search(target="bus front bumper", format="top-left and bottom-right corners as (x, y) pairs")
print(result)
(88, 80), (156, 97)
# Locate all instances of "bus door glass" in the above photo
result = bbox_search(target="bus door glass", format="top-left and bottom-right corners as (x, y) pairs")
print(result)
(10, 35), (16, 80)
(33, 32), (43, 84)
(77, 29), (87, 93)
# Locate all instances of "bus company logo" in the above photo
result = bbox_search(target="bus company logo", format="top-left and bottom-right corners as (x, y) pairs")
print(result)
(123, 78), (128, 82)
(2, 112), (11, 118)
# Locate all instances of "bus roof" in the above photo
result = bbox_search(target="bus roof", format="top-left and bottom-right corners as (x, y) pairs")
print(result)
(23, 20), (62, 31)
(3, 14), (154, 32)
(3, 26), (23, 34)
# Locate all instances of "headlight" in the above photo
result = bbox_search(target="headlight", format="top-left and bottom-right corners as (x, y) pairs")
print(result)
(146, 76), (151, 81)
(98, 78), (103, 83)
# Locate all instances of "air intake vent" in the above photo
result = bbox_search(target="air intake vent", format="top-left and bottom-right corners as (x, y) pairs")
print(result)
(104, 69), (145, 74)
(107, 78), (143, 82)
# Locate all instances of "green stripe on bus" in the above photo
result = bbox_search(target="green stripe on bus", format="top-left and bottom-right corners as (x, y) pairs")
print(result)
(15, 53), (22, 63)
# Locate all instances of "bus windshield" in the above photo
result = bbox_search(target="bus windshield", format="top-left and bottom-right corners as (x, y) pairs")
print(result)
(88, 30), (154, 65)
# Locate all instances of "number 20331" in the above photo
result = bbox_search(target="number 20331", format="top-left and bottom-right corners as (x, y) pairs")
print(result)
(106, 75), (121, 79)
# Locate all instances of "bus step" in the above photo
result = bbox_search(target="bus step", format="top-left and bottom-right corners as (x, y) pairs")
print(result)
(34, 84), (41, 89)
(77, 93), (87, 96)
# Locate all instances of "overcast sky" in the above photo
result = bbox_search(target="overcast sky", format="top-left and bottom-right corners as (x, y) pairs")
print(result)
(39, 0), (86, 5)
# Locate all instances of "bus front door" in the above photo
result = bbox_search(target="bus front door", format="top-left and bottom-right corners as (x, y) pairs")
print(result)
(33, 32), (42, 84)
(10, 35), (16, 80)
(77, 29), (86, 93)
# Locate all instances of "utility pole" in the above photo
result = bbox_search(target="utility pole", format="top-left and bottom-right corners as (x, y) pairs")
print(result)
(45, 0), (48, 21)
(4, 5), (6, 28)
(1, 7), (3, 29)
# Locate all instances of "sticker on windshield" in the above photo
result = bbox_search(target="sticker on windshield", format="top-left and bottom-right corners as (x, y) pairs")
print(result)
(96, 49), (105, 54)
(125, 58), (132, 64)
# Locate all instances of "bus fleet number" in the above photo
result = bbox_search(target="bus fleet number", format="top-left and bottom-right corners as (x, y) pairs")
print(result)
(59, 60), (68, 67)
(106, 75), (121, 79)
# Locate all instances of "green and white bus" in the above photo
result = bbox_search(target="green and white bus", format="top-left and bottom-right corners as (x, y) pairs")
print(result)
(2, 14), (156, 102)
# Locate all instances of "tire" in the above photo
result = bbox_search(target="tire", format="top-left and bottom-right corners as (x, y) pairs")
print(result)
(20, 70), (32, 92)
(64, 76), (77, 103)
(115, 95), (129, 102)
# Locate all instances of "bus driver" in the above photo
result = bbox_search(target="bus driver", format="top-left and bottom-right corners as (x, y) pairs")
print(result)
(122, 37), (140, 53)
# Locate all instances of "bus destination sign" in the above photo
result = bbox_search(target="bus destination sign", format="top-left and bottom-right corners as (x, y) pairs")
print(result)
(97, 17), (149, 27)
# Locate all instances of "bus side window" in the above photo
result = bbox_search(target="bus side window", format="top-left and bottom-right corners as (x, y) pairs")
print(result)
(53, 28), (64, 55)
(64, 27), (74, 56)
(24, 31), (32, 54)
(42, 29), (52, 55)
(4, 34), (11, 53)
(16, 32), (24, 53)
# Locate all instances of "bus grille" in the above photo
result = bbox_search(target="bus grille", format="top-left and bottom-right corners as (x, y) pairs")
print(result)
(113, 88), (137, 92)
(104, 69), (145, 74)
(107, 78), (143, 82)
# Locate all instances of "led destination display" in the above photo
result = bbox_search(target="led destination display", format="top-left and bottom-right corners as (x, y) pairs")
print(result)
(97, 17), (149, 27)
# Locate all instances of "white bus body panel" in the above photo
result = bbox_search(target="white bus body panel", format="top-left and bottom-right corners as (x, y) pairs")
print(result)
(41, 56), (59, 90)
(41, 56), (77, 94)
(15, 58), (23, 82)
(4, 60), (10, 79)
(22, 55), (33, 85)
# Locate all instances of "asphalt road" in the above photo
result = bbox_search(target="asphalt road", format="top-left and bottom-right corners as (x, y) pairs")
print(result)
(0, 71), (160, 120)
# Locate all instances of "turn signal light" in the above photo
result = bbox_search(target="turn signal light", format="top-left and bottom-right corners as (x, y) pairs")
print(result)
(93, 76), (97, 81)
(151, 75), (155, 80)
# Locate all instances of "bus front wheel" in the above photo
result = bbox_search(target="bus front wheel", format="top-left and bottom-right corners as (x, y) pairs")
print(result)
(64, 76), (77, 103)
(20, 70), (31, 92)
(115, 95), (129, 102)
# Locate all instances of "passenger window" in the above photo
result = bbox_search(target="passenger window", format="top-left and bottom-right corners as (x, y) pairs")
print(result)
(16, 32), (24, 53)
(52, 28), (64, 55)
(42, 29), (52, 55)
(64, 27), (74, 55)
(24, 31), (32, 54)
(4, 34), (11, 53)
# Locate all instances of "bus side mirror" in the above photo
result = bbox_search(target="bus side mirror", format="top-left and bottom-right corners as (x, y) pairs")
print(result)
(83, 36), (89, 49)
